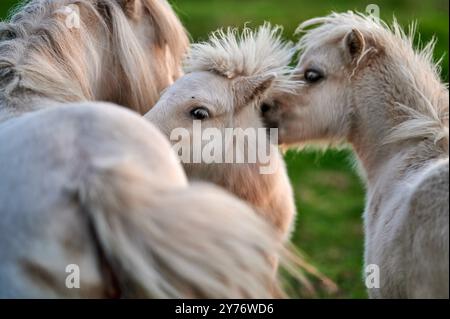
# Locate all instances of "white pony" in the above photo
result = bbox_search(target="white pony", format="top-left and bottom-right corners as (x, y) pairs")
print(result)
(146, 25), (298, 240)
(0, 0), (283, 298)
(262, 12), (449, 298)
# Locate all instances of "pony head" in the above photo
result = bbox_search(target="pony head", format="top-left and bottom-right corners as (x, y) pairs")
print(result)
(0, 0), (188, 114)
(146, 23), (296, 158)
(262, 12), (448, 147)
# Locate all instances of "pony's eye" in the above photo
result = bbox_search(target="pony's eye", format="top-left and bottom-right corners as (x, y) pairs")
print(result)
(190, 107), (210, 120)
(0, 30), (16, 41)
(304, 69), (324, 83)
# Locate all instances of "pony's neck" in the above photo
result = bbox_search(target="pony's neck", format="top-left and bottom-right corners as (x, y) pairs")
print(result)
(348, 63), (448, 186)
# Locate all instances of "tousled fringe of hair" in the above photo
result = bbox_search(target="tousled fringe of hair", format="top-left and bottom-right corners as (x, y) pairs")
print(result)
(184, 23), (300, 94)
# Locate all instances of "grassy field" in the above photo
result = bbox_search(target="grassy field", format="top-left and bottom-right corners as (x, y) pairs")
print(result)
(1, 0), (448, 299)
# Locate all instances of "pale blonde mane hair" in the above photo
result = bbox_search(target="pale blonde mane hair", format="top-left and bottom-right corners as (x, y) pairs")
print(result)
(184, 23), (298, 93)
(0, 0), (188, 114)
(297, 12), (449, 149)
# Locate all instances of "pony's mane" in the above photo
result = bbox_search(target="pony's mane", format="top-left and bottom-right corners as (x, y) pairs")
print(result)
(0, 0), (188, 114)
(297, 12), (449, 149)
(184, 24), (297, 93)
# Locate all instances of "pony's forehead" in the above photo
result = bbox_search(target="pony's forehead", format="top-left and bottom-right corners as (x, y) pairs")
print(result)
(163, 71), (230, 99)
(158, 71), (233, 113)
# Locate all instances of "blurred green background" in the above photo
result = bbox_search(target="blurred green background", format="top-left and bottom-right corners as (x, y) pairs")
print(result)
(1, 0), (448, 298)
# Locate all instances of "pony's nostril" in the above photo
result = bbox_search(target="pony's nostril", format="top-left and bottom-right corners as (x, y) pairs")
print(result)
(260, 103), (272, 114)
(260, 102), (280, 130)
(261, 115), (279, 130)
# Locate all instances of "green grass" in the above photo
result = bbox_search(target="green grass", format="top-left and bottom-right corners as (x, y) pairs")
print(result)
(1, 0), (448, 299)
(285, 149), (366, 298)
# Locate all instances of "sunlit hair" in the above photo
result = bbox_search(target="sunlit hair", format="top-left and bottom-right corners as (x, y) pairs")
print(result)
(0, 0), (188, 113)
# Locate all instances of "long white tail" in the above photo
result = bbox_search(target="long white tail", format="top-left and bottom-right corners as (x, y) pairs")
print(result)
(79, 158), (281, 298)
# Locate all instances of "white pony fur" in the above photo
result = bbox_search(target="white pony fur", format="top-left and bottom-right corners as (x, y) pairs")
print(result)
(263, 12), (449, 298)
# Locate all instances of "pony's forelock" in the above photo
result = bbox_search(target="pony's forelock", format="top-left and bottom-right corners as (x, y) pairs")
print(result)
(184, 23), (299, 93)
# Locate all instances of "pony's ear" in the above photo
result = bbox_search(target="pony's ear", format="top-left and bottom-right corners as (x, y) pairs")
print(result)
(117, 0), (143, 20)
(344, 29), (366, 61)
(234, 74), (276, 108)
